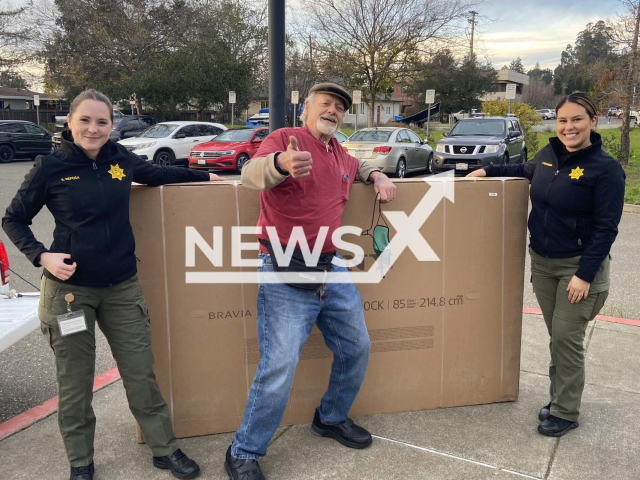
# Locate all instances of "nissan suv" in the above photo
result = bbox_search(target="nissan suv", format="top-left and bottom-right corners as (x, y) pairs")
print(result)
(433, 117), (526, 174)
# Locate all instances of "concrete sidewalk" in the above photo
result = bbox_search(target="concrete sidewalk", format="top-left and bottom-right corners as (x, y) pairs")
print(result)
(2, 313), (639, 480)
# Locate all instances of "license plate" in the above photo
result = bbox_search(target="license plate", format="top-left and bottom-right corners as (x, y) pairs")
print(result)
(198, 159), (206, 165)
(455, 163), (468, 171)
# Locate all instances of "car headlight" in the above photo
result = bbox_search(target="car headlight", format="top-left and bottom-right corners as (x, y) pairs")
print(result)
(133, 141), (156, 150)
(435, 144), (446, 153)
(219, 150), (235, 155)
(484, 145), (500, 154)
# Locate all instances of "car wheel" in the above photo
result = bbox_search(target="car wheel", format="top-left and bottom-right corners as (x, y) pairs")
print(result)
(0, 144), (15, 163)
(394, 158), (407, 178)
(521, 148), (527, 163)
(154, 149), (175, 166)
(426, 153), (434, 174)
(236, 153), (250, 172)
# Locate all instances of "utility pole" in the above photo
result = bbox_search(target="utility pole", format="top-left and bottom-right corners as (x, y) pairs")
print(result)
(469, 10), (478, 59)
(268, 0), (285, 132)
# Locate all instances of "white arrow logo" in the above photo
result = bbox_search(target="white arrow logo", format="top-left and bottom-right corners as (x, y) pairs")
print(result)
(330, 170), (455, 284)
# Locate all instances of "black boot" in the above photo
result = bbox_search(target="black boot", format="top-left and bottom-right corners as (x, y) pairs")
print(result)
(311, 408), (372, 449)
(224, 445), (266, 480)
(538, 415), (579, 437)
(153, 448), (200, 479)
(69, 462), (94, 480)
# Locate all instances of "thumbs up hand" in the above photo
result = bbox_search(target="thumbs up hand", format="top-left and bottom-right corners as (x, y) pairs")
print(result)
(276, 136), (312, 178)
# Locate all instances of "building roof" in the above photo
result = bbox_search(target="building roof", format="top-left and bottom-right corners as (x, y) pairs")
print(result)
(496, 69), (530, 86)
(0, 86), (62, 100)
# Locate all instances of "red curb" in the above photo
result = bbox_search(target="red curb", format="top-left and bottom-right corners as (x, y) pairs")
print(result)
(0, 368), (121, 441)
(523, 308), (640, 327)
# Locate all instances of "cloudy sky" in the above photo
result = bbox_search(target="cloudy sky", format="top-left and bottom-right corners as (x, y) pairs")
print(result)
(474, 0), (627, 71)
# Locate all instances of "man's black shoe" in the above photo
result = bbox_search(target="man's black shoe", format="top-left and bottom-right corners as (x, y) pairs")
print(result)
(310, 408), (372, 449)
(153, 448), (200, 479)
(538, 415), (579, 437)
(539, 402), (552, 421)
(70, 462), (94, 480)
(224, 445), (266, 480)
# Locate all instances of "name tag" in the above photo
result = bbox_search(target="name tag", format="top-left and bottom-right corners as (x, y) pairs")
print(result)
(57, 311), (87, 336)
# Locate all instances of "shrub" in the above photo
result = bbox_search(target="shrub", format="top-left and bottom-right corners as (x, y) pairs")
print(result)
(481, 100), (543, 154)
(600, 130), (634, 161)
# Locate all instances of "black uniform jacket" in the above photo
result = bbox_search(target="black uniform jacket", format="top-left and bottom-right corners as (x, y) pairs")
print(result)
(486, 132), (625, 283)
(2, 131), (210, 287)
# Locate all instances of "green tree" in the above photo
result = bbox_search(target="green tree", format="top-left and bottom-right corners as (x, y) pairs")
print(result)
(44, 0), (194, 110)
(408, 50), (497, 117)
(553, 21), (617, 96)
(528, 62), (553, 86)
(0, 70), (29, 88)
(574, 21), (615, 65)
(42, 0), (266, 117)
(508, 57), (525, 74)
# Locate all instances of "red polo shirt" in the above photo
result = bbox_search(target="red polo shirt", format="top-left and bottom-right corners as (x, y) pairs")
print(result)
(255, 126), (359, 253)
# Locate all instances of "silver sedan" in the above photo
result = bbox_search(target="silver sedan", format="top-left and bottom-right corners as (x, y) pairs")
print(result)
(341, 127), (433, 177)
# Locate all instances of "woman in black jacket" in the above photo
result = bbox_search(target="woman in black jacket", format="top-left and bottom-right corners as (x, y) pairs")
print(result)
(468, 93), (625, 437)
(2, 90), (221, 480)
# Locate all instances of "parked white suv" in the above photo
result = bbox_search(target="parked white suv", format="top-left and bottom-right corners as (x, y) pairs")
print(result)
(118, 121), (226, 165)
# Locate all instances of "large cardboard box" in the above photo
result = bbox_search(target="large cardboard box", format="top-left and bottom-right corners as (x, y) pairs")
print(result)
(130, 177), (529, 438)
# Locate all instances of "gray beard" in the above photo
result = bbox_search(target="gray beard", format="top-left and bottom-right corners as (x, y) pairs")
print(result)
(316, 118), (338, 136)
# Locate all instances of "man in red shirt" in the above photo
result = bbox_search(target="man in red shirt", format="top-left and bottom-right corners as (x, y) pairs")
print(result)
(225, 83), (396, 480)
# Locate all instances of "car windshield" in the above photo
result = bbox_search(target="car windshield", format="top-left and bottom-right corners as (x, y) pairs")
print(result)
(113, 117), (124, 127)
(213, 129), (255, 142)
(348, 130), (392, 142)
(450, 120), (505, 136)
(138, 124), (180, 138)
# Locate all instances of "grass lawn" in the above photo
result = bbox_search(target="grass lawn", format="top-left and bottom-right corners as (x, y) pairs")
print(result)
(599, 129), (640, 205)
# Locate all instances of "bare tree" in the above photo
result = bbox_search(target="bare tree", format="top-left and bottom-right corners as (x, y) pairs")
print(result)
(298, 0), (475, 126)
(0, 2), (32, 76)
(522, 77), (561, 109)
(610, 0), (640, 165)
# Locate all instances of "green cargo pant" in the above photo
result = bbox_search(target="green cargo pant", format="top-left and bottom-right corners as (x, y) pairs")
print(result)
(38, 275), (178, 467)
(530, 249), (610, 422)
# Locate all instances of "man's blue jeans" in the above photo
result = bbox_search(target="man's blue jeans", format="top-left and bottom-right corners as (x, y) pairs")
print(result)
(231, 253), (371, 460)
